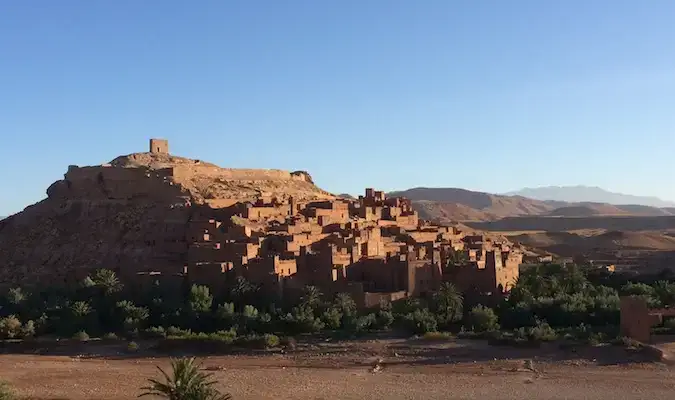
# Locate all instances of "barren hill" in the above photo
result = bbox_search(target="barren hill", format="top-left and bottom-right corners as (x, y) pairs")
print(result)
(388, 187), (555, 222)
(0, 150), (333, 285)
(389, 187), (675, 223)
(509, 230), (675, 257)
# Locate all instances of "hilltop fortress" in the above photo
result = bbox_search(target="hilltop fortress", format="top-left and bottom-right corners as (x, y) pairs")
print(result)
(0, 140), (522, 305)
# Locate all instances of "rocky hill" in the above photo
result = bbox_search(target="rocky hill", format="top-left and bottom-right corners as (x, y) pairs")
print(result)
(0, 151), (333, 286)
(389, 187), (675, 223)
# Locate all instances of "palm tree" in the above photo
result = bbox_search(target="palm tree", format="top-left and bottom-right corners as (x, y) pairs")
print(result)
(91, 269), (123, 295)
(139, 357), (232, 400)
(432, 282), (463, 324)
(300, 285), (323, 310)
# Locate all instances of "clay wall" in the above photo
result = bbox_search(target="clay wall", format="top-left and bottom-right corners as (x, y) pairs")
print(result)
(170, 164), (300, 182)
(346, 257), (405, 292)
(243, 204), (291, 220)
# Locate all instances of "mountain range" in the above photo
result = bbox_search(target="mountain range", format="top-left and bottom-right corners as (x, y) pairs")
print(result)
(387, 187), (675, 223)
(505, 186), (675, 208)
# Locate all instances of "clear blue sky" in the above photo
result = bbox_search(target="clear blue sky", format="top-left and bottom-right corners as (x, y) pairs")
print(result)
(2, 1), (675, 215)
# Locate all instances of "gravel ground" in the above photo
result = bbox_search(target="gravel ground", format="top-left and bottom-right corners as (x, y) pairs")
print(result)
(1, 339), (674, 399)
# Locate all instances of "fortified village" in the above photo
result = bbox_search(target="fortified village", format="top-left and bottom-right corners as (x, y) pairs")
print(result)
(149, 139), (523, 307)
(0, 139), (522, 307)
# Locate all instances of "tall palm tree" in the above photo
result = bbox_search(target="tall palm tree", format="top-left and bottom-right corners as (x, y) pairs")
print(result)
(139, 357), (232, 400)
(432, 282), (463, 324)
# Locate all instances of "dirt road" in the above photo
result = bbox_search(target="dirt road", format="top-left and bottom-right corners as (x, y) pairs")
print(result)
(1, 353), (674, 400)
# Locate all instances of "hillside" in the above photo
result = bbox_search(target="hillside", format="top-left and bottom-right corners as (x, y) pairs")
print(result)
(389, 187), (675, 223)
(388, 187), (555, 222)
(0, 150), (333, 285)
(506, 186), (675, 208)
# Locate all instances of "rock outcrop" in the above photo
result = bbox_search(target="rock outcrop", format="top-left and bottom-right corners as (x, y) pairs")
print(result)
(0, 152), (333, 286)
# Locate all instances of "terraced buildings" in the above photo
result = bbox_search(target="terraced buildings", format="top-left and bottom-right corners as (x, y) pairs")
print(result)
(184, 188), (523, 307)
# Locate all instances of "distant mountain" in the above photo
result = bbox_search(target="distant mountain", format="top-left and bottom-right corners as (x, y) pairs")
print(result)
(388, 187), (675, 223)
(388, 187), (555, 222)
(506, 186), (675, 208)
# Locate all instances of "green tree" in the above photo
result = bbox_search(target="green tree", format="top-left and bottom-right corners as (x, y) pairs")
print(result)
(431, 282), (463, 327)
(139, 357), (232, 400)
(333, 293), (356, 318)
(188, 285), (213, 315)
(467, 305), (499, 333)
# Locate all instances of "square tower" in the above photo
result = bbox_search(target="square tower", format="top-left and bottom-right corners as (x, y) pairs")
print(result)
(149, 138), (169, 154)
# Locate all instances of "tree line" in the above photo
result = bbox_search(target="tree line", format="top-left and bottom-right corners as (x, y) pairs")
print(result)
(1, 263), (675, 344)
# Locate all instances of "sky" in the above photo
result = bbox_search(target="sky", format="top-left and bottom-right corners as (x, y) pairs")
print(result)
(2, 1), (675, 216)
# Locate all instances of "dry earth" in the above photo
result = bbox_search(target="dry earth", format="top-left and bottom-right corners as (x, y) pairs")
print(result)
(2, 338), (675, 399)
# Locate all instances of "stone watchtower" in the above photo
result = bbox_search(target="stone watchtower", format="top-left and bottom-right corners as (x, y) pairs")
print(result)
(149, 138), (169, 154)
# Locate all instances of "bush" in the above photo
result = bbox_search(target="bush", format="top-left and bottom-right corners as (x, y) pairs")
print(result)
(262, 333), (280, 348)
(73, 331), (90, 341)
(400, 309), (438, 334)
(102, 332), (119, 340)
(422, 331), (453, 341)
(0, 380), (15, 400)
(0, 316), (22, 339)
(127, 341), (139, 352)
(20, 320), (35, 339)
(143, 326), (167, 339)
(527, 320), (558, 342)
(467, 305), (499, 333)
(166, 326), (192, 338)
(236, 333), (280, 349)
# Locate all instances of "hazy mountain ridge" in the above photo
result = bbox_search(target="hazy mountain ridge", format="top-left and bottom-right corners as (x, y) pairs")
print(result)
(388, 187), (675, 223)
(506, 186), (675, 208)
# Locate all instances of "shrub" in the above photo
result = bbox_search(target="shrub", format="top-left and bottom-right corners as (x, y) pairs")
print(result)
(143, 326), (167, 339)
(20, 320), (35, 339)
(236, 333), (279, 349)
(527, 320), (558, 342)
(262, 333), (280, 348)
(321, 308), (343, 330)
(166, 326), (192, 338)
(374, 310), (394, 330)
(0, 315), (22, 339)
(400, 309), (438, 334)
(467, 305), (499, 333)
(100, 332), (117, 340)
(127, 341), (139, 352)
(0, 380), (15, 400)
(73, 331), (90, 341)
(422, 331), (453, 341)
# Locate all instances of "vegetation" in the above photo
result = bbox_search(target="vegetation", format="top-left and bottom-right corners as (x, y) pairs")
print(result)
(1, 264), (674, 348)
(0, 381), (14, 400)
(139, 357), (232, 400)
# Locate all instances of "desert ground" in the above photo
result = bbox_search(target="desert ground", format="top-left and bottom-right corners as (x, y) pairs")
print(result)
(2, 338), (675, 399)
